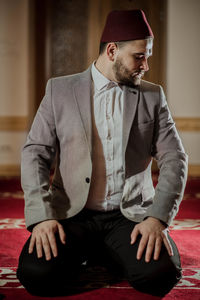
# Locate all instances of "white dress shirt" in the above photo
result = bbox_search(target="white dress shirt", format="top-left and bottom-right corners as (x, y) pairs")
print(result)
(85, 63), (125, 211)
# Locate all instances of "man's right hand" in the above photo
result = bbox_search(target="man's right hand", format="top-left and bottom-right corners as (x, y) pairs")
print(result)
(28, 220), (66, 261)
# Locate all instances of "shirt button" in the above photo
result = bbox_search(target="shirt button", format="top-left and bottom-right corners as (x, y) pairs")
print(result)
(85, 177), (90, 183)
(107, 156), (112, 161)
(106, 196), (111, 200)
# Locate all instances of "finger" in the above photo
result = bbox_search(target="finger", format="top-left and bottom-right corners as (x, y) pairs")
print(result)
(130, 226), (140, 245)
(58, 224), (66, 244)
(28, 235), (36, 254)
(41, 234), (52, 261)
(145, 235), (156, 263)
(48, 232), (58, 258)
(153, 236), (163, 260)
(137, 235), (148, 260)
(162, 232), (174, 256)
(36, 236), (43, 259)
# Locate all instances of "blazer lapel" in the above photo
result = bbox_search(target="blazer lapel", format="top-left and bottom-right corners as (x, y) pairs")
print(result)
(73, 67), (92, 155)
(73, 67), (139, 159)
(122, 86), (139, 158)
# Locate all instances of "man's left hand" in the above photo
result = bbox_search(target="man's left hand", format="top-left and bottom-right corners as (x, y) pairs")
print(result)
(130, 217), (173, 262)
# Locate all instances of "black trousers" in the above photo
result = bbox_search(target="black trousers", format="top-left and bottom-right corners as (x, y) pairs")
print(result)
(17, 209), (181, 297)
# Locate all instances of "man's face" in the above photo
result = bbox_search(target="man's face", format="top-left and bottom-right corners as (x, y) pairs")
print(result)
(112, 38), (153, 87)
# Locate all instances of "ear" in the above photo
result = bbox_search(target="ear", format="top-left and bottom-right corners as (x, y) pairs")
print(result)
(106, 43), (118, 61)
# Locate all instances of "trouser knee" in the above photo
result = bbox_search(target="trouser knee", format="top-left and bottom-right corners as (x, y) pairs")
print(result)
(17, 249), (78, 296)
(17, 259), (59, 296)
(128, 261), (182, 297)
(17, 261), (80, 296)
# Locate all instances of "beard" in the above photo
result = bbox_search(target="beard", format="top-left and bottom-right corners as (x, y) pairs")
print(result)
(112, 57), (144, 87)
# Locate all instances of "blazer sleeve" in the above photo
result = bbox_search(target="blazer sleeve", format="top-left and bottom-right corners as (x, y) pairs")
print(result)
(21, 79), (57, 230)
(144, 86), (188, 225)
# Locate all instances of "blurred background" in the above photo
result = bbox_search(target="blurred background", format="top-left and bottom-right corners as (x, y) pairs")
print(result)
(0, 0), (199, 177)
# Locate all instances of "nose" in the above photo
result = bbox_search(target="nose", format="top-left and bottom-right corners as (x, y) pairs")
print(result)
(140, 57), (149, 72)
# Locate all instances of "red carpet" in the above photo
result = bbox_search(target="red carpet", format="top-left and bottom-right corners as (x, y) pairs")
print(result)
(0, 176), (200, 300)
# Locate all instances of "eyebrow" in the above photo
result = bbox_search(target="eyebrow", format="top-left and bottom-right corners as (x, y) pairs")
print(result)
(134, 52), (153, 56)
(135, 52), (146, 55)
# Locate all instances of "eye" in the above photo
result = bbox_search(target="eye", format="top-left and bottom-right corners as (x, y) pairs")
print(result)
(134, 55), (144, 60)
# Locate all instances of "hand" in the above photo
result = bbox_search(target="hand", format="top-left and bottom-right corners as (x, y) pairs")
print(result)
(28, 220), (66, 261)
(130, 217), (173, 263)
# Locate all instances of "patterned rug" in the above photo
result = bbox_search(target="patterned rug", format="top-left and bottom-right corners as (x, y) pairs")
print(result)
(0, 176), (200, 300)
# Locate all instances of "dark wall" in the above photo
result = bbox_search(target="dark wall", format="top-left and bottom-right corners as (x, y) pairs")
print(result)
(50, 0), (89, 77)
(33, 0), (89, 110)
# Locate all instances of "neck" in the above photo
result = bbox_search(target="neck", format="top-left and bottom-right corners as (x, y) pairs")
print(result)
(95, 56), (116, 82)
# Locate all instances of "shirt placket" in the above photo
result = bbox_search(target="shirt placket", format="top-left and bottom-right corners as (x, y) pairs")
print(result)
(105, 90), (114, 208)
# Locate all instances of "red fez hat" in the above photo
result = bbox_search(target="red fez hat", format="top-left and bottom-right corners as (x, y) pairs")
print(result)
(100, 9), (153, 42)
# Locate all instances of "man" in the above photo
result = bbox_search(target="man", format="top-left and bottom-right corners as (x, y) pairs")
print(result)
(17, 10), (188, 297)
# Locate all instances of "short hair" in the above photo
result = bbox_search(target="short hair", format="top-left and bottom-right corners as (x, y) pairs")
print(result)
(99, 42), (108, 55)
(99, 41), (131, 55)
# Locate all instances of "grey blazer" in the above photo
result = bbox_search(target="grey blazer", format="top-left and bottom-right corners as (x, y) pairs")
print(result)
(21, 66), (188, 230)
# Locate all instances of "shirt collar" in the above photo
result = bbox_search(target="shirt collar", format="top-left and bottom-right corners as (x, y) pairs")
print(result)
(91, 62), (119, 91)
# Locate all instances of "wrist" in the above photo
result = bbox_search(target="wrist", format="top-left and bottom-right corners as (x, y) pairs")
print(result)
(144, 216), (167, 227)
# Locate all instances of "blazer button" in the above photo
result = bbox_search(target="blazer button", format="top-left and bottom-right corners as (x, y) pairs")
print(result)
(85, 177), (90, 183)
